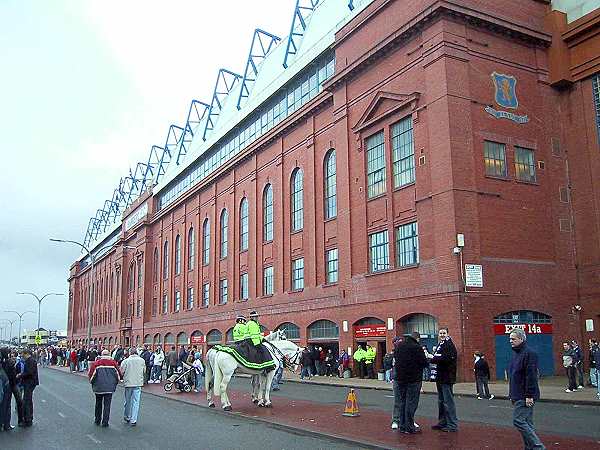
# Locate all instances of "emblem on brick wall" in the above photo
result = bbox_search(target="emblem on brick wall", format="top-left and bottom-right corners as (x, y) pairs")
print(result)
(485, 72), (529, 124)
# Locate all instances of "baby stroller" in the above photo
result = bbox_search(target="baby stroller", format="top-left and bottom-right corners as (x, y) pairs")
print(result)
(164, 362), (194, 393)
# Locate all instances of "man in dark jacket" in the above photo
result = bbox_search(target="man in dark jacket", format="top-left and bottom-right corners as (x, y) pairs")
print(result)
(140, 346), (152, 384)
(88, 350), (122, 427)
(16, 348), (38, 427)
(508, 328), (545, 450)
(429, 327), (458, 432)
(0, 347), (24, 428)
(391, 332), (428, 433)
(474, 352), (493, 400)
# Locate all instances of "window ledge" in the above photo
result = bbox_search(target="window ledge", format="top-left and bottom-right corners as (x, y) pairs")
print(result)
(239, 249), (248, 255)
(484, 175), (511, 182)
(260, 294), (274, 299)
(366, 264), (419, 277)
(515, 179), (539, 186)
(367, 193), (387, 202)
(393, 181), (415, 192)
(324, 217), (337, 224)
(323, 282), (338, 287)
(290, 288), (304, 293)
(291, 229), (303, 236)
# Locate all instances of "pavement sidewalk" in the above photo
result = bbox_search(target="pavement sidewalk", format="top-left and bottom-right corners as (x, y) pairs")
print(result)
(280, 372), (600, 405)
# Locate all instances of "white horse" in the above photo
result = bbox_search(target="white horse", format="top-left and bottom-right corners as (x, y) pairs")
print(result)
(205, 331), (302, 410)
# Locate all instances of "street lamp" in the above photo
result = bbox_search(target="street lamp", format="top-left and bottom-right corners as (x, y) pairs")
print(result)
(50, 238), (137, 343)
(0, 318), (16, 344)
(3, 310), (35, 346)
(16, 292), (64, 343)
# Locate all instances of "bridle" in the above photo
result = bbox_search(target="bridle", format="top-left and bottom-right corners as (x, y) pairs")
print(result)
(263, 339), (302, 371)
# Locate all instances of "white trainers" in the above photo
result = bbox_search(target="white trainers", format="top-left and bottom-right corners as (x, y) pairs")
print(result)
(391, 422), (399, 430)
(477, 396), (482, 400)
(489, 395), (495, 400)
(577, 385), (584, 390)
(565, 389), (573, 393)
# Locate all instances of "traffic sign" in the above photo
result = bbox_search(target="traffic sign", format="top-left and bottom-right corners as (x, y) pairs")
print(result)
(34, 335), (42, 345)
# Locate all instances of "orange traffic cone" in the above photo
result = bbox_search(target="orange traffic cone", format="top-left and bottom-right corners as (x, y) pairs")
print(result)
(342, 388), (360, 417)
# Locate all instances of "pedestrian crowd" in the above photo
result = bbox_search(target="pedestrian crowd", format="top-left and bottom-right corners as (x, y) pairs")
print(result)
(0, 347), (39, 430)
(562, 338), (600, 397)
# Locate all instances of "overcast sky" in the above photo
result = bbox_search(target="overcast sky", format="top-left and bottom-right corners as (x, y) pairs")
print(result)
(0, 0), (295, 337)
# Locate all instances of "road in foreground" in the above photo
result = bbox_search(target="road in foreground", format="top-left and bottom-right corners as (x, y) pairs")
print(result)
(0, 368), (365, 450)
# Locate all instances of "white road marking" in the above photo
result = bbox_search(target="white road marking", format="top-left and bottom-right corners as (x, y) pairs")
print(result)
(86, 434), (101, 444)
(384, 395), (394, 398)
(488, 405), (511, 409)
(41, 399), (47, 403)
(58, 412), (66, 418)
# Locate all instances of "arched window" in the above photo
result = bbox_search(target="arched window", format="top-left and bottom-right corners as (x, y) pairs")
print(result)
(206, 329), (223, 345)
(324, 149), (337, 219)
(263, 184), (273, 242)
(127, 262), (135, 293)
(202, 219), (210, 265)
(153, 247), (158, 282)
(137, 260), (143, 287)
(188, 227), (195, 271)
(226, 327), (235, 343)
(220, 209), (228, 258)
(153, 333), (162, 346)
(175, 234), (181, 275)
(164, 333), (175, 345)
(240, 198), (249, 251)
(307, 319), (339, 340)
(291, 168), (303, 231)
(493, 311), (552, 324)
(176, 332), (188, 345)
(275, 322), (300, 340)
(144, 334), (152, 345)
(163, 240), (169, 279)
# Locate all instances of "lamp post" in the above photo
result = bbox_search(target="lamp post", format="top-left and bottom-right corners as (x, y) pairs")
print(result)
(16, 292), (64, 343)
(50, 238), (137, 344)
(3, 310), (35, 346)
(0, 318), (16, 344)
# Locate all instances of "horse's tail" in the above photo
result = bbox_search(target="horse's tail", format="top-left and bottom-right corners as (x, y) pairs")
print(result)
(212, 352), (224, 397)
(205, 349), (214, 392)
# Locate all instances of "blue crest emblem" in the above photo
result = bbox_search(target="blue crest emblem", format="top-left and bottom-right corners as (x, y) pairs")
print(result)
(491, 72), (518, 109)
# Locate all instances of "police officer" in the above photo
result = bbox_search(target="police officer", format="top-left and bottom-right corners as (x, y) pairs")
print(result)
(247, 311), (263, 346)
(365, 343), (377, 379)
(233, 315), (248, 343)
(353, 346), (366, 379)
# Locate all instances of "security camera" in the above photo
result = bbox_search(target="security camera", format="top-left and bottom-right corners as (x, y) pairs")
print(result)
(452, 247), (462, 255)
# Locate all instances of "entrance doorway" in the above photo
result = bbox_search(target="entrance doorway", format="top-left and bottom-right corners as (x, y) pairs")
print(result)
(399, 314), (438, 352)
(353, 317), (386, 373)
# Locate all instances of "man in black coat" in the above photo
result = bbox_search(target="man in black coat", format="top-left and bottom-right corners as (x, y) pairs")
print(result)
(0, 347), (24, 428)
(391, 332), (428, 433)
(16, 348), (39, 427)
(429, 327), (458, 432)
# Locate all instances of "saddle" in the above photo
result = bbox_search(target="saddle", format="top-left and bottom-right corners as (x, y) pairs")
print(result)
(214, 341), (276, 372)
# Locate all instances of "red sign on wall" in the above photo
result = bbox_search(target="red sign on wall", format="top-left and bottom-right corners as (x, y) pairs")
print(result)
(354, 325), (387, 338)
(190, 335), (205, 344)
(493, 323), (553, 335)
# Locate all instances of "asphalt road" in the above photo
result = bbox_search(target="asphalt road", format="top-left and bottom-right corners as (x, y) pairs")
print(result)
(0, 368), (366, 450)
(229, 376), (600, 440)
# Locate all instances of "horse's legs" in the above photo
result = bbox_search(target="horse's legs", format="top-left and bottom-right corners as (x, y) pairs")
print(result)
(251, 375), (259, 403)
(205, 355), (215, 408)
(220, 373), (233, 411)
(263, 370), (275, 407)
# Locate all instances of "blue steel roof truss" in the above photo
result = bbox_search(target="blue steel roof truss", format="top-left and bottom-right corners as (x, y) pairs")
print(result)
(176, 100), (209, 165)
(237, 29), (281, 110)
(282, 0), (320, 69)
(202, 69), (242, 141)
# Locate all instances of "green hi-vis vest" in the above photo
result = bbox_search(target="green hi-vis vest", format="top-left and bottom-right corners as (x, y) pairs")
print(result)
(353, 348), (366, 362)
(233, 323), (248, 342)
(247, 320), (262, 346)
(365, 346), (376, 363)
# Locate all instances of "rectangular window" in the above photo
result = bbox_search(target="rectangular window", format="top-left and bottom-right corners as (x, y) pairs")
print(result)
(292, 258), (304, 291)
(263, 266), (274, 296)
(187, 287), (194, 310)
(391, 117), (415, 188)
(395, 222), (419, 267)
(174, 291), (181, 312)
(369, 230), (389, 273)
(202, 282), (210, 307)
(162, 293), (168, 314)
(366, 131), (386, 198)
(136, 299), (141, 318)
(219, 279), (228, 305)
(484, 141), (507, 177)
(152, 297), (157, 316)
(514, 147), (536, 183)
(240, 273), (249, 301)
(326, 248), (339, 284)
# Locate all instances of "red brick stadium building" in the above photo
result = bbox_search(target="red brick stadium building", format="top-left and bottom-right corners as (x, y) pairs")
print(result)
(67, 0), (600, 381)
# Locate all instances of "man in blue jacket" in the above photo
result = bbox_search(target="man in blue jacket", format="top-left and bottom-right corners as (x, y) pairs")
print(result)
(508, 328), (545, 450)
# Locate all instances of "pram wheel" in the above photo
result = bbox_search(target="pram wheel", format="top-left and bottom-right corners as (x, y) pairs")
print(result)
(164, 382), (174, 392)
(183, 384), (192, 393)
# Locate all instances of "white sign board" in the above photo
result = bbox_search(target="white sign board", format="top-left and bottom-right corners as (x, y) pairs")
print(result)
(586, 319), (594, 332)
(465, 264), (483, 288)
(124, 202), (149, 231)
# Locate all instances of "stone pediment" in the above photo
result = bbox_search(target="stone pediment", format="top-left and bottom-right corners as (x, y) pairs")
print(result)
(353, 91), (420, 133)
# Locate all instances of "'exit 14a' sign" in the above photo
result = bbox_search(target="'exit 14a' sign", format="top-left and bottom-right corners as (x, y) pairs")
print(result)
(493, 323), (553, 335)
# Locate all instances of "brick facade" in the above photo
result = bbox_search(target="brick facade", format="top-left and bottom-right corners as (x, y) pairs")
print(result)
(67, 0), (600, 381)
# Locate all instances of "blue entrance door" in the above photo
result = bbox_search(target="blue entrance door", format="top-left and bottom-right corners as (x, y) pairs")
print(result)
(495, 333), (554, 379)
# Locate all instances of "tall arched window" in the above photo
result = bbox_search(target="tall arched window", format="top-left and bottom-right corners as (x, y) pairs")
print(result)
(188, 227), (195, 271)
(127, 262), (135, 292)
(153, 247), (158, 282)
(263, 184), (273, 242)
(175, 234), (181, 275)
(163, 240), (169, 279)
(137, 260), (143, 287)
(240, 198), (249, 251)
(220, 209), (228, 258)
(202, 219), (210, 265)
(324, 149), (337, 219)
(291, 168), (303, 231)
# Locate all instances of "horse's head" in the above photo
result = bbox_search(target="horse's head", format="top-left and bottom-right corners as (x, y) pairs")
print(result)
(264, 329), (286, 342)
(269, 337), (302, 372)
